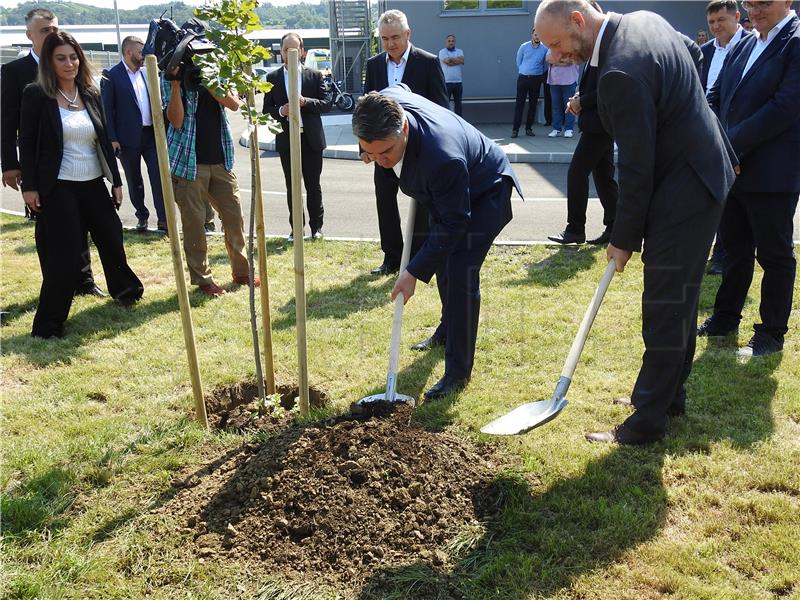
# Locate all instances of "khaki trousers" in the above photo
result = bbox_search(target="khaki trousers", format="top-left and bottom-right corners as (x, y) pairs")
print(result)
(172, 163), (249, 286)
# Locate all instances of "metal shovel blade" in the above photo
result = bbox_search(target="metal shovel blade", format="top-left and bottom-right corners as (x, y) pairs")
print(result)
(480, 395), (568, 436)
(354, 392), (416, 407)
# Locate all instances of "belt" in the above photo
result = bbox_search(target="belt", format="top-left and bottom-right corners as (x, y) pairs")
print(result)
(143, 125), (154, 129)
(519, 74), (542, 78)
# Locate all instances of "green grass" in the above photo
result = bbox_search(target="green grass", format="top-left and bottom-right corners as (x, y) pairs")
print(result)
(1, 212), (799, 599)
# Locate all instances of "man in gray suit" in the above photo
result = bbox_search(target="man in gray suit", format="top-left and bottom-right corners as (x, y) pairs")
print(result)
(535, 0), (737, 444)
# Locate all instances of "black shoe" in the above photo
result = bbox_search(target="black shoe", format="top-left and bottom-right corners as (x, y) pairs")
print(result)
(697, 317), (737, 337)
(311, 229), (323, 241)
(76, 284), (108, 298)
(525, 128), (534, 136)
(738, 333), (783, 357)
(136, 217), (148, 232)
(411, 335), (445, 352)
(424, 375), (468, 400)
(510, 130), (519, 139)
(157, 220), (168, 233)
(116, 294), (141, 308)
(707, 262), (723, 275)
(585, 424), (663, 445)
(587, 229), (611, 245)
(547, 230), (586, 245)
(204, 221), (216, 233)
(370, 263), (399, 276)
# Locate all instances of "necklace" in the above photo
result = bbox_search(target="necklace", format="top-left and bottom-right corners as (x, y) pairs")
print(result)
(57, 87), (80, 110)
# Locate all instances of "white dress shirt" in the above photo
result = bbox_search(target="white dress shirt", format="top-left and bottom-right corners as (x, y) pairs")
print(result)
(589, 14), (611, 68)
(386, 44), (412, 87)
(126, 64), (152, 126)
(30, 49), (40, 64)
(742, 10), (797, 79)
(706, 26), (745, 93)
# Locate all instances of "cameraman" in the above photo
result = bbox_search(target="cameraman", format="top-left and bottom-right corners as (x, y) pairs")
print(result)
(161, 64), (255, 297)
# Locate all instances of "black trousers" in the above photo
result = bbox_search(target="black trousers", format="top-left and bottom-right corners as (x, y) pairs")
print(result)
(278, 133), (324, 233)
(622, 168), (722, 439)
(119, 125), (166, 222)
(446, 82), (463, 117)
(712, 190), (798, 341)
(566, 130), (618, 234)
(433, 179), (513, 380)
(32, 178), (143, 338)
(512, 74), (545, 132)
(34, 217), (96, 292)
(374, 165), (429, 269)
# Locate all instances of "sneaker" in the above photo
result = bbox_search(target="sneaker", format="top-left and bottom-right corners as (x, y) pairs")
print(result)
(738, 333), (783, 358)
(287, 232), (294, 243)
(311, 229), (323, 240)
(198, 283), (226, 298)
(564, 129), (574, 138)
(548, 129), (560, 137)
(136, 217), (148, 232)
(232, 274), (260, 287)
(204, 221), (216, 233)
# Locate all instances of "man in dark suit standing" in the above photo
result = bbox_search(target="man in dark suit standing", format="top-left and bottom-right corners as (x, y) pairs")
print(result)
(101, 35), (166, 232)
(353, 87), (520, 400)
(1, 8), (104, 297)
(698, 0), (800, 357)
(700, 0), (750, 275)
(363, 9), (448, 280)
(263, 32), (332, 241)
(535, 0), (737, 444)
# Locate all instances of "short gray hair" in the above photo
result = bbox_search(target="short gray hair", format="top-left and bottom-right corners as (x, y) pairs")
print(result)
(536, 0), (595, 23)
(378, 9), (409, 32)
(352, 92), (405, 143)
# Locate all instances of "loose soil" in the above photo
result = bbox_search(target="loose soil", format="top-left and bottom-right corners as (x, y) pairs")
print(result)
(161, 382), (518, 596)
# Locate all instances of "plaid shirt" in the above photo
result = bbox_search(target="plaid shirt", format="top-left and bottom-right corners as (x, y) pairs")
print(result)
(161, 77), (235, 181)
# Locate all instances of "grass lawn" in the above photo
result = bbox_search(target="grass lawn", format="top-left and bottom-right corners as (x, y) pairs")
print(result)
(1, 212), (799, 599)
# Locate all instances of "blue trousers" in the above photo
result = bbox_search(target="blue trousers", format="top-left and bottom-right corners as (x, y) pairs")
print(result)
(550, 83), (577, 132)
(119, 126), (166, 222)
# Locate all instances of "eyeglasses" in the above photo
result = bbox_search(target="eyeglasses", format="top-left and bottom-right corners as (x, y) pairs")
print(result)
(742, 1), (774, 12)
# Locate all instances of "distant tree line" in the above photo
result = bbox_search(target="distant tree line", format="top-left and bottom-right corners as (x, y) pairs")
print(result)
(0, 1), (329, 29)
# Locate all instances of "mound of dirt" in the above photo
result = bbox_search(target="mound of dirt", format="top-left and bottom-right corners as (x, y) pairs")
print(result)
(161, 403), (511, 593)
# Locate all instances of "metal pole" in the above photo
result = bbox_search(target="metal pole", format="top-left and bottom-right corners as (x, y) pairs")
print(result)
(287, 48), (310, 417)
(144, 55), (208, 429)
(113, 0), (123, 63)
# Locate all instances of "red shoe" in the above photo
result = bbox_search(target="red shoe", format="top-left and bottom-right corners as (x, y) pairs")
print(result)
(198, 283), (226, 297)
(232, 274), (260, 287)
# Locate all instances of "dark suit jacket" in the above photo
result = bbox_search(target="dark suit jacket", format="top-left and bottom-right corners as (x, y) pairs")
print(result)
(364, 45), (448, 107)
(707, 14), (800, 194)
(379, 86), (521, 283)
(699, 30), (752, 92)
(576, 64), (603, 133)
(1, 53), (37, 172)
(596, 12), (737, 252)
(100, 61), (151, 148)
(262, 65), (331, 153)
(19, 84), (122, 197)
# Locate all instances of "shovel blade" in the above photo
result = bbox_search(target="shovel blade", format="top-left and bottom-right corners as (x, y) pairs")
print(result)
(353, 393), (416, 408)
(480, 396), (568, 436)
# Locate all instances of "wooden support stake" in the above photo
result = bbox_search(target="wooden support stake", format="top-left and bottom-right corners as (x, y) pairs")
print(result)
(145, 56), (208, 429)
(287, 48), (310, 417)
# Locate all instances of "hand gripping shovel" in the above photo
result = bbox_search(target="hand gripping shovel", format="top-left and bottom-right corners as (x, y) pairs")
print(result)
(481, 258), (617, 435)
(355, 199), (418, 409)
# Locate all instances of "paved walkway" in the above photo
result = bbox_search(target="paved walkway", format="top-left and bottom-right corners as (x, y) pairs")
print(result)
(242, 113), (580, 164)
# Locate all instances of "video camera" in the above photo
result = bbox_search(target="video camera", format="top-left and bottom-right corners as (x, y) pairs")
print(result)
(143, 16), (216, 91)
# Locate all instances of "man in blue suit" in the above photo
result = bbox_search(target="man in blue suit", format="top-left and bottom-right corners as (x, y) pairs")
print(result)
(699, 0), (800, 357)
(353, 87), (521, 399)
(101, 35), (166, 232)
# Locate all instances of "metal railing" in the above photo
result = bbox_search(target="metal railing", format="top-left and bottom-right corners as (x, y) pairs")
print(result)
(1, 46), (119, 70)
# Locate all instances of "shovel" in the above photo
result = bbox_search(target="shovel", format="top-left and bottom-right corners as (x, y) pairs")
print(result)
(354, 199), (418, 409)
(480, 258), (617, 435)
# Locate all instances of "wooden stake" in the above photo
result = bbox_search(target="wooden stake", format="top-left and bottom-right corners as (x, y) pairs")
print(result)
(287, 48), (310, 417)
(145, 56), (208, 429)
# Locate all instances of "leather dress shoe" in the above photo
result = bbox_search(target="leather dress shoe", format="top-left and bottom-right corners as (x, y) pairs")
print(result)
(76, 284), (108, 298)
(136, 217), (148, 232)
(411, 334), (446, 351)
(510, 130), (519, 138)
(613, 396), (685, 417)
(697, 316), (737, 337)
(157, 220), (168, 233)
(585, 424), (663, 445)
(525, 128), (535, 136)
(370, 263), (399, 276)
(587, 229), (611, 245)
(547, 230), (586, 245)
(424, 375), (468, 400)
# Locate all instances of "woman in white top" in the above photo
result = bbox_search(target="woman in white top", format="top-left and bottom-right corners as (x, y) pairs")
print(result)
(20, 31), (143, 339)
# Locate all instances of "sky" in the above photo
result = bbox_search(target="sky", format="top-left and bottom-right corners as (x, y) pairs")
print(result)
(0, 0), (305, 8)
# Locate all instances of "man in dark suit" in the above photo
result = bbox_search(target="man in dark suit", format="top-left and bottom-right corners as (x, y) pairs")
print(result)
(1, 8), (104, 297)
(536, 0), (737, 444)
(363, 9), (448, 280)
(547, 60), (618, 246)
(698, 0), (800, 357)
(101, 35), (166, 232)
(700, 0), (750, 275)
(353, 87), (520, 399)
(262, 32), (332, 241)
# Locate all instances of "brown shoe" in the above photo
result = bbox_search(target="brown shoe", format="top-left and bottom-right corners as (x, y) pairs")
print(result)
(198, 283), (226, 298)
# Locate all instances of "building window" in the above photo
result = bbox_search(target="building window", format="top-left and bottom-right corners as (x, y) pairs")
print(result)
(443, 0), (524, 11)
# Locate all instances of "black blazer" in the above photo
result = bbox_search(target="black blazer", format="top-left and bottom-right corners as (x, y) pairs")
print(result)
(262, 65), (331, 153)
(699, 30), (751, 92)
(19, 83), (122, 197)
(596, 12), (737, 252)
(364, 45), (448, 107)
(576, 64), (604, 134)
(101, 61), (151, 148)
(1, 53), (37, 172)
(707, 14), (800, 194)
